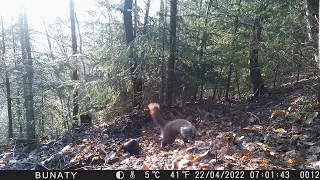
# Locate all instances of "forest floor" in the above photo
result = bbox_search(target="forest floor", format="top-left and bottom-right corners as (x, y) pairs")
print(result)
(1, 76), (320, 170)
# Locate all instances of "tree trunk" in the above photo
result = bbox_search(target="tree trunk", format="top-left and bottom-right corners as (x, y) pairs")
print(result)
(41, 87), (45, 137)
(143, 0), (151, 35)
(69, 0), (79, 122)
(193, 1), (204, 101)
(18, 86), (22, 138)
(19, 12), (28, 138)
(235, 66), (241, 99)
(2, 17), (13, 139)
(124, 0), (134, 44)
(318, 0), (320, 101)
(137, 0), (150, 106)
(20, 8), (36, 139)
(134, 0), (138, 38)
(318, 0), (320, 102)
(225, 63), (233, 100)
(306, 0), (320, 101)
(42, 19), (54, 60)
(75, 13), (83, 54)
(5, 75), (13, 139)
(41, 19), (53, 137)
(165, 0), (178, 106)
(198, 0), (213, 101)
(306, 0), (319, 63)
(296, 62), (300, 83)
(160, 0), (167, 106)
(124, 0), (142, 108)
(226, 0), (241, 100)
(250, 19), (264, 97)
(12, 21), (22, 138)
(24, 10), (36, 139)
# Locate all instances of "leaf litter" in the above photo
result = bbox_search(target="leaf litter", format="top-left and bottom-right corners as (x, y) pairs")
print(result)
(1, 78), (320, 170)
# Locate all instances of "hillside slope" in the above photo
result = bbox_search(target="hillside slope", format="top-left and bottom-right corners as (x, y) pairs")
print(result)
(1, 77), (320, 170)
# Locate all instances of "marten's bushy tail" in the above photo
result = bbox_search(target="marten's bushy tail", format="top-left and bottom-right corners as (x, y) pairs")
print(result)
(148, 103), (166, 128)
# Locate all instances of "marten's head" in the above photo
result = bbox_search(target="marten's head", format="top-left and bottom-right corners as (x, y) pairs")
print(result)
(180, 125), (196, 141)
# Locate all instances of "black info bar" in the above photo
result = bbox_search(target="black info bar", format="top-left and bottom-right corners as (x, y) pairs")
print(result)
(0, 170), (318, 180)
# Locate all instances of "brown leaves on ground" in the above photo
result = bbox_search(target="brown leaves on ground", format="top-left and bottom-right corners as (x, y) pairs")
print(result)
(1, 78), (320, 170)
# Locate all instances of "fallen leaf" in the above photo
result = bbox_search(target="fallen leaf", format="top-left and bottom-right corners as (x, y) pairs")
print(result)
(200, 164), (210, 170)
(92, 156), (100, 162)
(241, 148), (251, 155)
(294, 97), (304, 105)
(84, 153), (93, 159)
(305, 112), (318, 124)
(263, 149), (279, 157)
(243, 127), (255, 131)
(270, 110), (286, 119)
(253, 125), (263, 130)
(70, 154), (83, 163)
(176, 156), (183, 162)
(269, 151), (279, 157)
(225, 134), (234, 142)
(178, 158), (191, 168)
(308, 146), (320, 154)
(151, 139), (157, 146)
(200, 150), (210, 157)
(209, 151), (216, 156)
(274, 128), (286, 133)
(201, 134), (210, 140)
(286, 159), (293, 164)
(221, 146), (228, 152)
(2, 160), (8, 165)
(59, 145), (72, 155)
(288, 130), (303, 135)
(240, 156), (249, 162)
(284, 150), (306, 165)
(193, 154), (201, 162)
(305, 142), (316, 146)
(295, 114), (303, 121)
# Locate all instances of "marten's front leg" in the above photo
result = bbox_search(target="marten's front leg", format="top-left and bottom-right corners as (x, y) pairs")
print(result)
(161, 129), (178, 147)
(182, 137), (189, 144)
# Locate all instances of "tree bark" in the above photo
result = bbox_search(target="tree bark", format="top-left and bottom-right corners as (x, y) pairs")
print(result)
(133, 0), (138, 38)
(306, 0), (319, 63)
(193, 1), (204, 101)
(2, 16), (13, 139)
(69, 0), (79, 122)
(42, 19), (54, 60)
(20, 8), (36, 139)
(317, 0), (320, 101)
(160, 0), (167, 106)
(124, 0), (134, 45)
(235, 66), (241, 99)
(226, 0), (241, 101)
(305, 0), (320, 101)
(165, 0), (178, 106)
(142, 0), (151, 35)
(250, 19), (264, 97)
(75, 13), (83, 54)
(25, 9), (36, 139)
(198, 0), (213, 101)
(124, 0), (142, 108)
(11, 19), (22, 137)
(319, 0), (320, 102)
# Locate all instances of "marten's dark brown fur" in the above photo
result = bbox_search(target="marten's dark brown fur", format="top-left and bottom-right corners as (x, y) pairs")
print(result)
(148, 103), (196, 147)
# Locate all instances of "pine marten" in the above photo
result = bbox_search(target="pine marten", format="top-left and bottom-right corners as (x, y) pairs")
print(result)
(148, 103), (196, 147)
